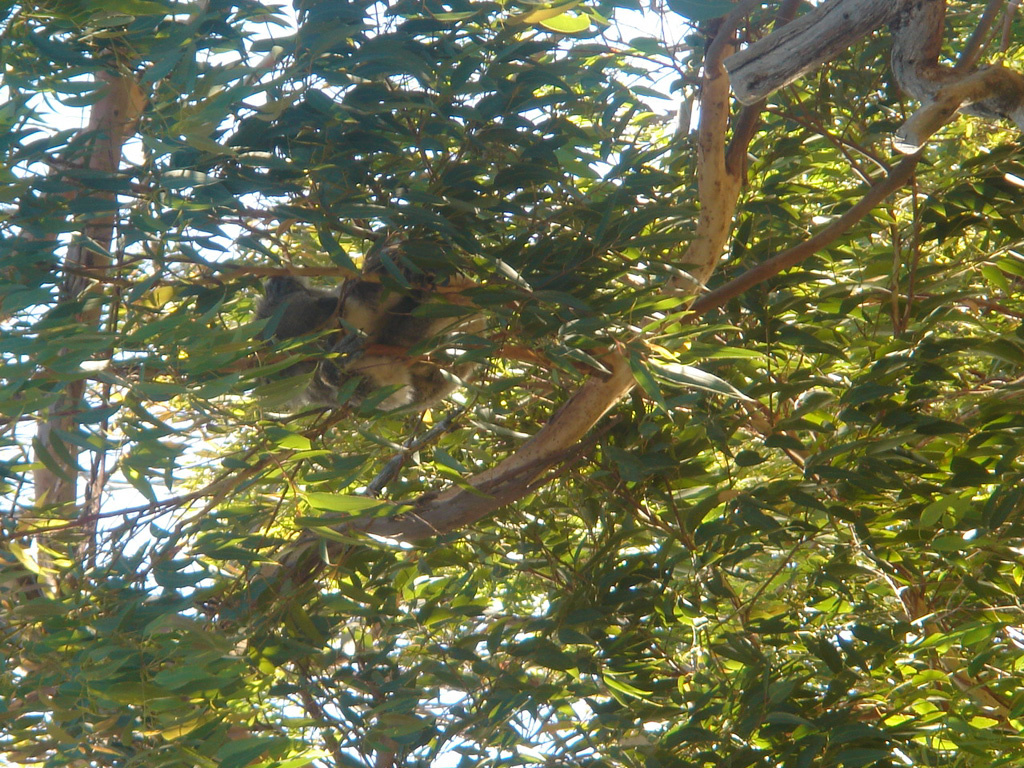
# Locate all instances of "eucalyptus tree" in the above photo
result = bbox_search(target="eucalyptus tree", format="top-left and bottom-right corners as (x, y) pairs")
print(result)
(2, 1), (1024, 767)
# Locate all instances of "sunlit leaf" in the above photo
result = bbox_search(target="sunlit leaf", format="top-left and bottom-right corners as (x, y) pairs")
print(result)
(539, 12), (591, 33)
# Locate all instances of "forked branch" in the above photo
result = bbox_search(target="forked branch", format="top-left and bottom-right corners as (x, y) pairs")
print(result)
(724, 0), (1024, 152)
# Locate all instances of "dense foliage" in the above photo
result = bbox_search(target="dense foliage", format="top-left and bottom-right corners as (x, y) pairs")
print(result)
(2, 1), (1024, 766)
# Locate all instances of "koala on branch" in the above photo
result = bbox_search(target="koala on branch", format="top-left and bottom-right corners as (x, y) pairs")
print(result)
(255, 240), (483, 411)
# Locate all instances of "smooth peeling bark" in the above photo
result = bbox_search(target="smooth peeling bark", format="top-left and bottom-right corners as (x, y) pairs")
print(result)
(891, 0), (1024, 151)
(360, 352), (637, 542)
(725, 0), (899, 105)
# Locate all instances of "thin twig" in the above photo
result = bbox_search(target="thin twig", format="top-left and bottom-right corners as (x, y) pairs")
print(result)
(365, 407), (467, 496)
(1003, 0), (1021, 51)
(955, 0), (1005, 71)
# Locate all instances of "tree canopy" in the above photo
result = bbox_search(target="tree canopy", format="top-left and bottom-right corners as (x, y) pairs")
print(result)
(2, 1), (1024, 766)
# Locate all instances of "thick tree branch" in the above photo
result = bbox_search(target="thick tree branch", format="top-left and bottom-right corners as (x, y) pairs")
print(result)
(360, 352), (635, 541)
(33, 71), (145, 515)
(724, 0), (898, 105)
(891, 0), (1024, 152)
(266, 354), (635, 586)
(723, 0), (1024, 152)
(670, 1), (755, 289)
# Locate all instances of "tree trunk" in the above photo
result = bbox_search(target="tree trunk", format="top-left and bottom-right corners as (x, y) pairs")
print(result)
(32, 70), (144, 566)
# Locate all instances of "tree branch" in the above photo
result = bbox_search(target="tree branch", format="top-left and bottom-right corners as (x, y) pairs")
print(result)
(724, 0), (899, 105)
(891, 0), (1024, 152)
(955, 0), (1005, 72)
(360, 352), (635, 541)
(34, 71), (145, 516)
(669, 0), (755, 290)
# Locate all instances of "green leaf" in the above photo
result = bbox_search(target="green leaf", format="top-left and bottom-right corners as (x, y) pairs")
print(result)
(651, 361), (752, 400)
(539, 12), (591, 33)
(217, 738), (283, 768)
(516, 1), (581, 24)
(665, 0), (736, 21)
(920, 491), (974, 528)
(629, 352), (668, 411)
(603, 672), (653, 701)
(302, 493), (401, 514)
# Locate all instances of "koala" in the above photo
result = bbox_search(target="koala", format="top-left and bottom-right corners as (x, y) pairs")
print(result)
(255, 241), (481, 411)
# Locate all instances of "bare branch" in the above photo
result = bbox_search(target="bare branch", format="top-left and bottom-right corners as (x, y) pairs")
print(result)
(725, 0), (898, 105)
(34, 71), (146, 516)
(891, 0), (1024, 152)
(669, 1), (757, 289)
(955, 0), (1005, 72)
(725, 0), (804, 175)
(1003, 0), (1021, 51)
(362, 353), (636, 541)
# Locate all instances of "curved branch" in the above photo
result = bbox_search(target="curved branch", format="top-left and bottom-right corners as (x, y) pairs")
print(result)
(670, 0), (757, 290)
(266, 353), (636, 584)
(725, 0), (1024, 152)
(361, 352), (635, 541)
